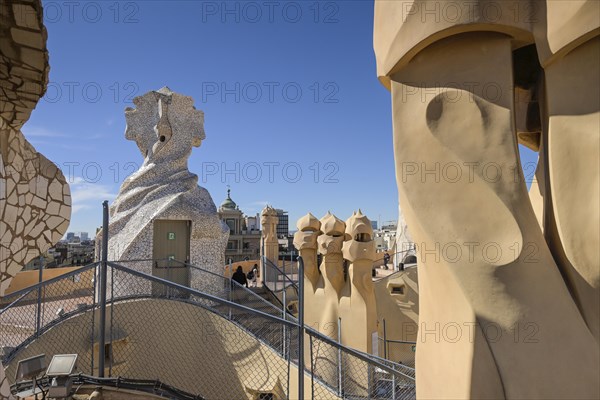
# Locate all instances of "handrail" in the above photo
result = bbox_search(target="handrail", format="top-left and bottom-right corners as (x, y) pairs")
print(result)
(180, 259), (285, 315)
(0, 288), (36, 315)
(107, 261), (297, 328)
(374, 248), (416, 266)
(380, 338), (416, 345)
(2, 302), (97, 364)
(263, 257), (298, 289)
(367, 352), (416, 375)
(304, 326), (414, 380)
(115, 258), (287, 317)
(1, 262), (99, 300)
(1, 257), (415, 398)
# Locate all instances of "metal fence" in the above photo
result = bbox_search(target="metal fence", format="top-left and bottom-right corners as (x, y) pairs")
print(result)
(378, 338), (416, 369)
(0, 261), (295, 399)
(0, 263), (98, 368)
(308, 329), (415, 400)
(262, 256), (298, 292)
(0, 257), (414, 399)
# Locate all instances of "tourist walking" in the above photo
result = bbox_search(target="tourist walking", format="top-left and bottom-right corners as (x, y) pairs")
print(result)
(248, 265), (259, 287)
(383, 252), (390, 269)
(232, 266), (248, 288)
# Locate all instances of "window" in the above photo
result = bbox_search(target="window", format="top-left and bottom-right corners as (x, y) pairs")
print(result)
(391, 285), (405, 295)
(226, 219), (236, 234)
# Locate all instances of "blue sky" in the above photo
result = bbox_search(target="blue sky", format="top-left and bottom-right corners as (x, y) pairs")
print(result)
(25, 0), (537, 236)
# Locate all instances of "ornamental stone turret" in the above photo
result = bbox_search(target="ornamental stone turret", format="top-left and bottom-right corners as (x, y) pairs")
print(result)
(293, 212), (321, 287)
(318, 212), (346, 295)
(260, 206), (279, 281)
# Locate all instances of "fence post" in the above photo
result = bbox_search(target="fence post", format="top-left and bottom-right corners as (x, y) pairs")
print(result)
(35, 256), (43, 337)
(228, 278), (232, 321)
(338, 317), (343, 397)
(167, 257), (171, 298)
(383, 318), (388, 360)
(91, 264), (97, 374)
(392, 370), (397, 400)
(282, 287), (287, 357)
(338, 317), (343, 396)
(261, 238), (265, 288)
(98, 200), (109, 378)
(297, 256), (305, 400)
(309, 333), (314, 400)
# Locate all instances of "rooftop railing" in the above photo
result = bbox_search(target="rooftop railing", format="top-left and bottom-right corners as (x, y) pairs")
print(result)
(1, 256), (415, 399)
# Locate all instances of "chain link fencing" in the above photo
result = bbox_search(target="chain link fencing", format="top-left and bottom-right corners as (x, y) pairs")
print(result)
(0, 259), (415, 399)
(307, 328), (415, 400)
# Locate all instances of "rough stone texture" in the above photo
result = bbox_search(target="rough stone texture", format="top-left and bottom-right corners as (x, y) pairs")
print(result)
(374, 1), (599, 398)
(98, 88), (228, 293)
(0, 122), (71, 295)
(0, 0), (49, 131)
(1, 1), (71, 397)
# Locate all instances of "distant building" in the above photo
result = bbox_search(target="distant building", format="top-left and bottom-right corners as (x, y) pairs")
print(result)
(80, 232), (89, 241)
(381, 220), (397, 231)
(245, 214), (260, 231)
(217, 189), (261, 263)
(374, 230), (396, 252)
(374, 220), (398, 252)
(275, 209), (289, 237)
(66, 232), (75, 241)
(371, 221), (378, 230)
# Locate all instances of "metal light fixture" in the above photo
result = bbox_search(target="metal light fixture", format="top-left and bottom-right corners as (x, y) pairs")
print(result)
(13, 354), (46, 399)
(46, 354), (78, 399)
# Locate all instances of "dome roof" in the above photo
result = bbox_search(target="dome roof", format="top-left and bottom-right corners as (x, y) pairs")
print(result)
(220, 188), (237, 210)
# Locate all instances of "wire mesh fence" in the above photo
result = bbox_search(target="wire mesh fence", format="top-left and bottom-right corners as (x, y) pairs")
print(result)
(0, 263), (98, 369)
(378, 339), (416, 369)
(0, 258), (415, 399)
(104, 262), (295, 399)
(263, 257), (298, 293)
(308, 329), (416, 400)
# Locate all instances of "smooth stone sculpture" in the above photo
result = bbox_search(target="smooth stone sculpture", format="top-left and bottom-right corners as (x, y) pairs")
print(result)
(339, 211), (377, 354)
(293, 212), (321, 332)
(318, 212), (346, 296)
(294, 210), (378, 354)
(374, 0), (599, 398)
(101, 87), (227, 279)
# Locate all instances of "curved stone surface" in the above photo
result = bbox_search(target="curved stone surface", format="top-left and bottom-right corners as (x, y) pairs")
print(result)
(0, 0), (71, 299)
(374, 5), (600, 394)
(373, 0), (599, 86)
(0, 0), (49, 131)
(1, 1), (72, 397)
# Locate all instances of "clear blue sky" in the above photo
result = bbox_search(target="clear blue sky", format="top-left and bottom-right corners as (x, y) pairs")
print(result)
(25, 0), (537, 236)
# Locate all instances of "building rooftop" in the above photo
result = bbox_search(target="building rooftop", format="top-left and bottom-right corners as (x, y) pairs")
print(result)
(219, 188), (237, 210)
